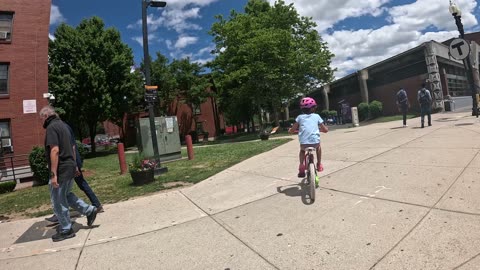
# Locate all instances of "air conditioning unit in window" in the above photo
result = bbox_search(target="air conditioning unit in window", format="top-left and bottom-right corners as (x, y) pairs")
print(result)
(0, 31), (8, 40)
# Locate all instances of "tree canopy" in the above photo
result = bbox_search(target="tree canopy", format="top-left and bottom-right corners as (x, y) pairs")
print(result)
(49, 17), (143, 152)
(209, 0), (335, 127)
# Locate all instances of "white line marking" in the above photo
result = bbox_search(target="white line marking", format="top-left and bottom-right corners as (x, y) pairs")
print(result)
(98, 237), (118, 242)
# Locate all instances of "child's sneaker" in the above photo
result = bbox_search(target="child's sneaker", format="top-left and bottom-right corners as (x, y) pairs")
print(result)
(298, 164), (306, 178)
(317, 163), (324, 172)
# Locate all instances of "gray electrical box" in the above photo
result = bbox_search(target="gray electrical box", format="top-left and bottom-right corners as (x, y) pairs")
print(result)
(136, 116), (181, 161)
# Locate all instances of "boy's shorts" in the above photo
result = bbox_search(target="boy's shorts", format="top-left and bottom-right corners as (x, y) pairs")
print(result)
(300, 143), (320, 150)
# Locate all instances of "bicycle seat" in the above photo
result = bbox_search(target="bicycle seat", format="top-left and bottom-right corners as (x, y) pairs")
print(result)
(304, 147), (316, 152)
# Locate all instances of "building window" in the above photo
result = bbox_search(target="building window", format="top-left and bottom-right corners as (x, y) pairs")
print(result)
(0, 120), (12, 154)
(0, 12), (13, 41)
(195, 121), (204, 133)
(0, 64), (8, 95)
(193, 104), (201, 115)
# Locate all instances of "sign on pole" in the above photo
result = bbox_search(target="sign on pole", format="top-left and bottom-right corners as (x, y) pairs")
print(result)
(449, 38), (470, 60)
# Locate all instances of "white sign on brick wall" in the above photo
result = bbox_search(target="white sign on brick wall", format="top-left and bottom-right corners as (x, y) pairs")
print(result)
(23, 100), (37, 114)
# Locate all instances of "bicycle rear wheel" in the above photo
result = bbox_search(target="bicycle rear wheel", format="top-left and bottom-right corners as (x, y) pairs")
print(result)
(308, 162), (316, 202)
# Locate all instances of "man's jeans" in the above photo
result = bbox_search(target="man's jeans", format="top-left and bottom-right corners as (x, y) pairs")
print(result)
(49, 178), (94, 232)
(75, 171), (101, 208)
(400, 104), (408, 125)
(420, 105), (432, 126)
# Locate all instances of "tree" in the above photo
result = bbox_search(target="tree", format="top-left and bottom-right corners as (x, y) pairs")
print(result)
(209, 0), (335, 128)
(149, 53), (177, 115)
(49, 17), (140, 152)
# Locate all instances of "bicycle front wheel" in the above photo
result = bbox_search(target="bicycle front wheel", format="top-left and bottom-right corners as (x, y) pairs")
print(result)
(308, 162), (316, 202)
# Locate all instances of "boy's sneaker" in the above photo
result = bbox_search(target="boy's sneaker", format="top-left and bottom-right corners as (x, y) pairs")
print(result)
(317, 163), (324, 172)
(52, 228), (75, 242)
(87, 207), (98, 226)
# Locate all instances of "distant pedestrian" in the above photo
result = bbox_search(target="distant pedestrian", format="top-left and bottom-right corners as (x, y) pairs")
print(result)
(417, 83), (432, 128)
(396, 87), (410, 127)
(39, 105), (98, 242)
(45, 122), (103, 224)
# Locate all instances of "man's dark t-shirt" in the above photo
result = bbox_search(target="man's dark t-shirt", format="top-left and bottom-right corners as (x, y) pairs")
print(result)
(44, 117), (76, 182)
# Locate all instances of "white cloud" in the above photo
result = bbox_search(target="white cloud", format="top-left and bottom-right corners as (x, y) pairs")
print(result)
(127, 1), (218, 34)
(276, 0), (478, 78)
(50, 5), (65, 25)
(168, 43), (215, 65)
(48, 33), (55, 41)
(174, 35), (199, 49)
(271, 0), (390, 32)
(132, 33), (161, 46)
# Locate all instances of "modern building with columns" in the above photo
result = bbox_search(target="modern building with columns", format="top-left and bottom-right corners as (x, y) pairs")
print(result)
(315, 31), (480, 116)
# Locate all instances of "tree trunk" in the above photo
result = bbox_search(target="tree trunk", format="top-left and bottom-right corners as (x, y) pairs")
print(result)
(88, 123), (96, 153)
(257, 106), (264, 131)
(272, 105), (280, 127)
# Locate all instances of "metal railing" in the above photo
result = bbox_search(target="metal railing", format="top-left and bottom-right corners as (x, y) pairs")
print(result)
(0, 154), (33, 183)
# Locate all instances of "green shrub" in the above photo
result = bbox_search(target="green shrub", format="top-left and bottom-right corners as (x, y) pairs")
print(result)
(0, 180), (16, 194)
(369, 100), (383, 119)
(76, 140), (88, 160)
(320, 110), (329, 119)
(28, 146), (49, 186)
(358, 102), (370, 121)
(328, 110), (338, 117)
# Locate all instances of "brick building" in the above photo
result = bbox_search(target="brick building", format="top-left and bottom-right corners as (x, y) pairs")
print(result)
(112, 85), (225, 147)
(305, 32), (480, 117)
(0, 1), (50, 158)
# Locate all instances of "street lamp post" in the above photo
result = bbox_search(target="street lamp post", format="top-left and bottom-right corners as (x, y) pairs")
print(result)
(449, 1), (478, 117)
(142, 0), (168, 174)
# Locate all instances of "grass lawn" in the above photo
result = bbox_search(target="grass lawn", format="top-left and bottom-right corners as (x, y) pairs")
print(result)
(0, 138), (291, 219)
(201, 129), (291, 145)
(366, 114), (418, 124)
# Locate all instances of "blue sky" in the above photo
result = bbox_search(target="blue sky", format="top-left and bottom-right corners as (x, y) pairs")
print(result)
(50, 0), (480, 78)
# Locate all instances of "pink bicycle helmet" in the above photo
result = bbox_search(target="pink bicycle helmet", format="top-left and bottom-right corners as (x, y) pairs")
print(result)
(300, 97), (317, 109)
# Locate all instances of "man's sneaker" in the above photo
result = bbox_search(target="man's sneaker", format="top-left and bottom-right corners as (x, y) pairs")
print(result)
(52, 228), (75, 242)
(45, 215), (58, 223)
(87, 207), (97, 226)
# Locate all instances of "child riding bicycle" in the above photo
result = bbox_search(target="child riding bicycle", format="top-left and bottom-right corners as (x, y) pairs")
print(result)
(288, 97), (328, 178)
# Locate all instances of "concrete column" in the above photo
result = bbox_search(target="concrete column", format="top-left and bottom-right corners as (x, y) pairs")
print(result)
(425, 41), (444, 110)
(322, 85), (330, 111)
(471, 41), (480, 94)
(357, 69), (369, 103)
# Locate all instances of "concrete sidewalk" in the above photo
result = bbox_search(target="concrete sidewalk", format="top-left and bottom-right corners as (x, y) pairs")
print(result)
(2, 112), (480, 269)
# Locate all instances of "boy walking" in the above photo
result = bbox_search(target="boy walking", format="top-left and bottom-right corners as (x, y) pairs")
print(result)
(396, 88), (409, 127)
(417, 83), (432, 128)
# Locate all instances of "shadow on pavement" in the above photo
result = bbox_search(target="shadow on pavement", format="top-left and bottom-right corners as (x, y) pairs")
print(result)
(277, 179), (314, 206)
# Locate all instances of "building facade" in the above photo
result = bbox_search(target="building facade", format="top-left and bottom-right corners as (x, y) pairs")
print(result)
(105, 86), (225, 146)
(314, 32), (480, 116)
(0, 0), (51, 158)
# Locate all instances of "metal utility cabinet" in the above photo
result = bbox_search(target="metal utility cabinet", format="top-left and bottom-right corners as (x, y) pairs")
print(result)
(136, 116), (181, 161)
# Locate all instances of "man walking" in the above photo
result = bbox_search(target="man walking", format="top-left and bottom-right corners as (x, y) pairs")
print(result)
(417, 83), (433, 128)
(39, 105), (98, 242)
(45, 122), (103, 223)
(396, 87), (409, 127)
